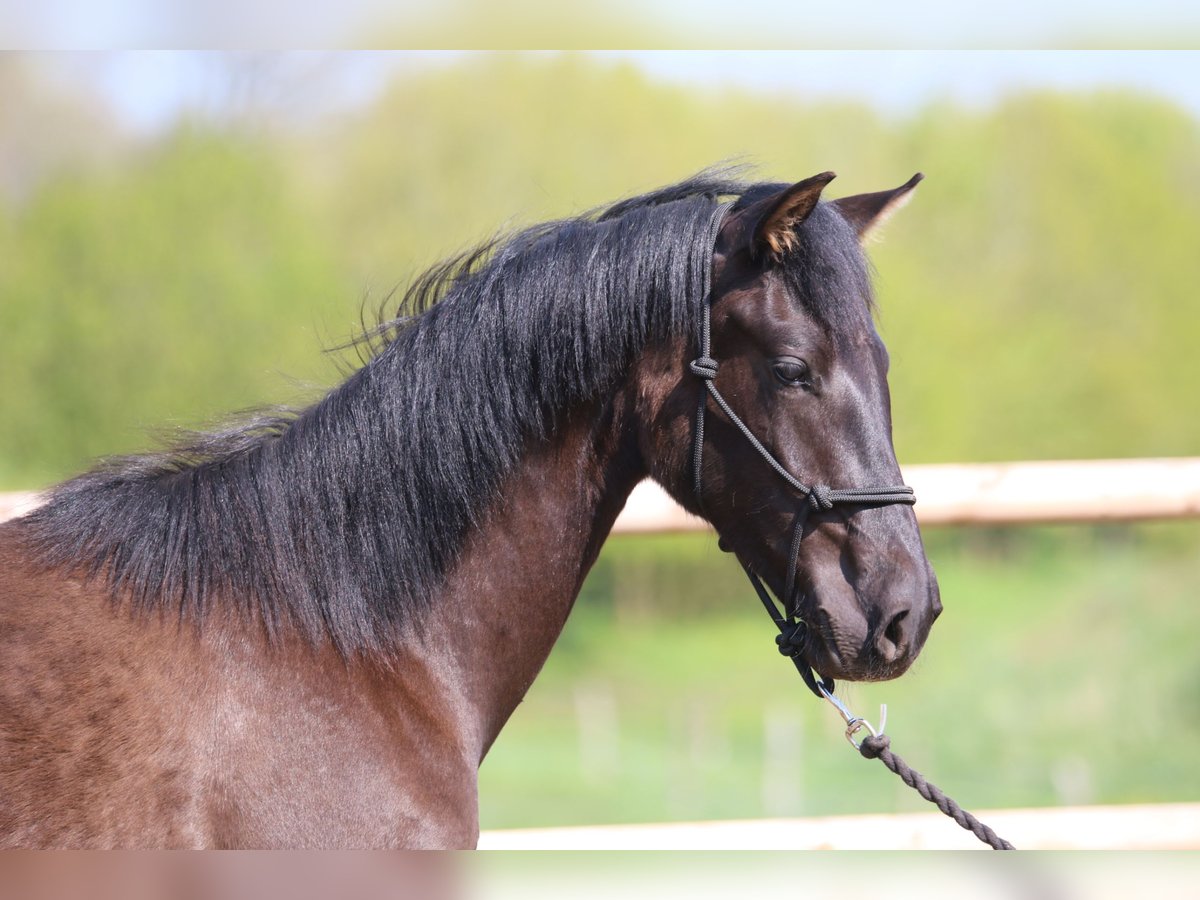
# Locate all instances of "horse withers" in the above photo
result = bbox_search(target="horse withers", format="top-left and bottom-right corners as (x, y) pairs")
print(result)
(0, 170), (939, 847)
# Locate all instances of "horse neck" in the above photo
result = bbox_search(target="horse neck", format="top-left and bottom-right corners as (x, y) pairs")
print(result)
(404, 390), (645, 761)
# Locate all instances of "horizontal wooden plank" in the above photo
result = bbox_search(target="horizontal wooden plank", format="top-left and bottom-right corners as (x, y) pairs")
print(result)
(4, 458), (1200, 530)
(902, 457), (1200, 525)
(610, 457), (1200, 533)
(0, 491), (39, 523)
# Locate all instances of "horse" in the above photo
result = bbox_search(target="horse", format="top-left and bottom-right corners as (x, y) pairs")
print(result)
(0, 169), (940, 848)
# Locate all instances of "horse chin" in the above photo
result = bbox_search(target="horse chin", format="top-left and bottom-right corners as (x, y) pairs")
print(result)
(805, 641), (913, 684)
(849, 655), (916, 683)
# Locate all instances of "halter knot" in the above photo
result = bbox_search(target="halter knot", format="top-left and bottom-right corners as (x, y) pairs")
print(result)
(775, 620), (806, 658)
(807, 484), (835, 511)
(689, 357), (719, 380)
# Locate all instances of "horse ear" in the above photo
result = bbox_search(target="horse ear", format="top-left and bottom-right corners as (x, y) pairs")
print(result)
(744, 172), (837, 260)
(832, 173), (924, 244)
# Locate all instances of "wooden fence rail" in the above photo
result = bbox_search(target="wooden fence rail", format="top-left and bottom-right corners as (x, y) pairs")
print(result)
(4, 457), (1200, 529)
(613, 457), (1200, 533)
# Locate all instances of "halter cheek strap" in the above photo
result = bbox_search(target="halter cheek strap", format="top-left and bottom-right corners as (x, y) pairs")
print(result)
(691, 200), (917, 698)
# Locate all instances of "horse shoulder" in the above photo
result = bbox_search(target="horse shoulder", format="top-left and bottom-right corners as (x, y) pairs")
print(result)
(0, 525), (479, 847)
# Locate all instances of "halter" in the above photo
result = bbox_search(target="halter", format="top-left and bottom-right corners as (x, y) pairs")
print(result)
(691, 200), (917, 698)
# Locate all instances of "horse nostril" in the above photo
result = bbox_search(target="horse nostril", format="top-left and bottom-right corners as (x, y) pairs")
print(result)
(876, 608), (910, 663)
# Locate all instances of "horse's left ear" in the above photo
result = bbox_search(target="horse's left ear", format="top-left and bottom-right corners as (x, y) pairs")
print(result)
(832, 173), (924, 244)
(743, 171), (837, 260)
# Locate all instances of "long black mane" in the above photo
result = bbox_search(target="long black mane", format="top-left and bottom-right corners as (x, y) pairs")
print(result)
(19, 170), (872, 654)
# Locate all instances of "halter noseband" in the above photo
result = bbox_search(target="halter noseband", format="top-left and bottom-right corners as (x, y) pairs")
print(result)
(691, 200), (917, 698)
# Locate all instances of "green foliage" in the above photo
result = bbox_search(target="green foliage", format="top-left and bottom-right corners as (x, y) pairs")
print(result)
(0, 128), (343, 485)
(879, 91), (1200, 462)
(3, 57), (1198, 488)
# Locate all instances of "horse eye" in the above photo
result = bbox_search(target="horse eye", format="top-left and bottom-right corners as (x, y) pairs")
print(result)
(772, 359), (810, 387)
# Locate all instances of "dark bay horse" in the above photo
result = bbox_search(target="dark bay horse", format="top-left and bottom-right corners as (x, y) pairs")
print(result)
(0, 170), (940, 848)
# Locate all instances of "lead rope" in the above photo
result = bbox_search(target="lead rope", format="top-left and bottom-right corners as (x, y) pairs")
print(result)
(691, 199), (1014, 850)
(818, 685), (1015, 850)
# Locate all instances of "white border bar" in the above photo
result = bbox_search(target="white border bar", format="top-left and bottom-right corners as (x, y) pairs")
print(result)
(479, 802), (1200, 850)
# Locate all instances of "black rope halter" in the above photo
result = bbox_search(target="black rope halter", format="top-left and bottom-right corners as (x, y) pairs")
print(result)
(691, 200), (917, 698)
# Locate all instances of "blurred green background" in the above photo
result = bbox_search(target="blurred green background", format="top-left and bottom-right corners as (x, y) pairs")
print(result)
(2, 52), (1198, 827)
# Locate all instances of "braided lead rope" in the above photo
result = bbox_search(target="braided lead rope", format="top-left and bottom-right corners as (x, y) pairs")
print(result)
(818, 685), (1015, 850)
(858, 734), (1016, 850)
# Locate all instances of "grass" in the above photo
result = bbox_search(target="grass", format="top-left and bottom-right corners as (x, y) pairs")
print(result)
(478, 524), (1200, 829)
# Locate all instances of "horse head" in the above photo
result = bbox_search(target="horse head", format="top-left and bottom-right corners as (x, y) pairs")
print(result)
(643, 173), (941, 684)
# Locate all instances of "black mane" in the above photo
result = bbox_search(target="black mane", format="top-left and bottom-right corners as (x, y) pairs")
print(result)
(20, 171), (873, 654)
